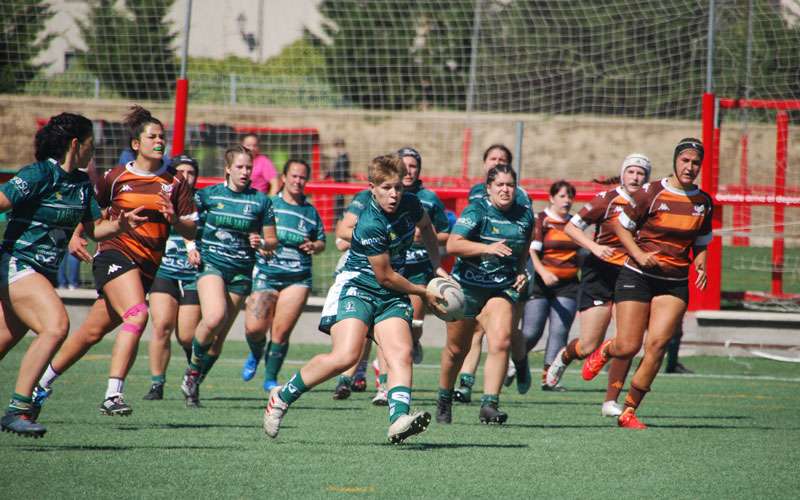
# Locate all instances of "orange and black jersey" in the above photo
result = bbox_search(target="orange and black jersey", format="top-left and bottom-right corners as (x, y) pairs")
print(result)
(531, 208), (580, 280)
(95, 162), (196, 279)
(619, 178), (713, 281)
(569, 186), (633, 267)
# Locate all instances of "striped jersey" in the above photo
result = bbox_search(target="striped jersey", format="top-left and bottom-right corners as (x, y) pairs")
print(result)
(0, 159), (101, 278)
(404, 180), (450, 267)
(569, 186), (634, 267)
(195, 183), (275, 274)
(451, 198), (534, 289)
(345, 189), (371, 217)
(155, 229), (196, 282)
(468, 182), (532, 208)
(256, 193), (325, 279)
(618, 178), (713, 280)
(342, 192), (424, 299)
(531, 208), (580, 280)
(95, 162), (196, 280)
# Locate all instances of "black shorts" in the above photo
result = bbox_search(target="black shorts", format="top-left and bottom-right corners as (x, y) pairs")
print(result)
(149, 276), (200, 306)
(614, 266), (689, 304)
(530, 275), (579, 300)
(577, 255), (622, 311)
(92, 250), (153, 294)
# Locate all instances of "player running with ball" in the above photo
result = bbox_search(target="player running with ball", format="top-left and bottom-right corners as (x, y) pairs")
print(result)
(262, 154), (448, 443)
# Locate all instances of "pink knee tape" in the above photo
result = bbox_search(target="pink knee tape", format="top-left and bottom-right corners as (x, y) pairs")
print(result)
(123, 302), (148, 320)
(121, 322), (144, 335)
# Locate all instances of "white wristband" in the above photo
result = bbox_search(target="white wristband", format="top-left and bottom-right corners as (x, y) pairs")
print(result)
(185, 240), (196, 252)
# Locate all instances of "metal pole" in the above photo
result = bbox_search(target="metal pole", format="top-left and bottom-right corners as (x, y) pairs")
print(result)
(465, 0), (482, 113)
(705, 0), (716, 93)
(257, 0), (264, 62)
(230, 74), (237, 105)
(179, 0), (193, 79)
(513, 121), (524, 176)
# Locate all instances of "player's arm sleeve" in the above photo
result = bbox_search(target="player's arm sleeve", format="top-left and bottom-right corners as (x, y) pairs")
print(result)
(356, 220), (389, 257)
(451, 203), (481, 239)
(571, 193), (606, 230)
(314, 208), (326, 242)
(345, 192), (368, 216)
(431, 198), (450, 233)
(193, 190), (207, 239)
(694, 200), (714, 248)
(261, 196), (276, 227)
(93, 168), (113, 209)
(530, 212), (544, 252)
(0, 165), (50, 206)
(618, 190), (648, 232)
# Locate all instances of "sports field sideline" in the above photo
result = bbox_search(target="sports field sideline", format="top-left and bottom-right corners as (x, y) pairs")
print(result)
(1, 340), (798, 499)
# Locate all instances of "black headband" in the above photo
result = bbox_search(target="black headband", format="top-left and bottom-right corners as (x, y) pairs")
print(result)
(673, 140), (704, 166)
(398, 147), (422, 169)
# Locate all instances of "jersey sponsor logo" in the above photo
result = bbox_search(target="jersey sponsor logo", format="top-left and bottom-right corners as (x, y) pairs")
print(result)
(108, 263), (122, 275)
(243, 204), (253, 215)
(120, 184), (133, 192)
(657, 203), (670, 212)
(360, 237), (382, 246)
(161, 184), (173, 194)
(10, 177), (30, 195)
(55, 192), (63, 200)
(692, 204), (706, 216)
(214, 230), (234, 242)
(217, 202), (224, 209)
(344, 300), (356, 313)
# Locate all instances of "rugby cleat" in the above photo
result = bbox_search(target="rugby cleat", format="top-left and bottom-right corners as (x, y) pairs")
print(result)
(617, 408), (647, 429)
(263, 386), (288, 438)
(181, 369), (201, 408)
(31, 385), (52, 421)
(602, 400), (623, 417)
(371, 387), (388, 406)
(99, 394), (132, 416)
(582, 340), (611, 381)
(541, 384), (567, 392)
(435, 397), (452, 424)
(1, 410), (47, 438)
(143, 383), (164, 400)
(332, 379), (351, 400)
(241, 353), (260, 382)
(545, 348), (568, 387)
(479, 402), (508, 425)
(516, 362), (531, 394)
(352, 376), (367, 393)
(387, 411), (431, 444)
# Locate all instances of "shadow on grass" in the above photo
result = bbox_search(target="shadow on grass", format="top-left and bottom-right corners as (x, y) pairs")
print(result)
(394, 442), (530, 451)
(646, 415), (752, 420)
(115, 423), (255, 430)
(4, 444), (238, 452)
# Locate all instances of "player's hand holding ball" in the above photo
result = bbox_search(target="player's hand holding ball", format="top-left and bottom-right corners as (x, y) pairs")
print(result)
(426, 276), (465, 322)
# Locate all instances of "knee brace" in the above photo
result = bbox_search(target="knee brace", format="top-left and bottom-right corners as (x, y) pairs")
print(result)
(121, 302), (148, 336)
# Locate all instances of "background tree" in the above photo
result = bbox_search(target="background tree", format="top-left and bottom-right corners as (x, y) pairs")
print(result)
(0, 0), (54, 93)
(80, 0), (178, 100)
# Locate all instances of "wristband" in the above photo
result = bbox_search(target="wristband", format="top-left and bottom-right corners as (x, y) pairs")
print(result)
(185, 240), (196, 252)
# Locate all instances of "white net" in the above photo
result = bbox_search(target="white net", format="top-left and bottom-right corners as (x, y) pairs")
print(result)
(3, 0), (800, 295)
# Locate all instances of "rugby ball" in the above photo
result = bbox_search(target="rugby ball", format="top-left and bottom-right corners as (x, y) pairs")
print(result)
(426, 277), (465, 322)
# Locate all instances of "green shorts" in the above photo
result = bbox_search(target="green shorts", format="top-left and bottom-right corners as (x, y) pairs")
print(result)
(461, 284), (520, 319)
(198, 260), (252, 297)
(0, 253), (46, 288)
(318, 274), (413, 334)
(403, 261), (434, 286)
(252, 268), (312, 294)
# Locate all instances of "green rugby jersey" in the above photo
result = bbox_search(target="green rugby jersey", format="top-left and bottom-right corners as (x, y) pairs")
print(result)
(345, 189), (372, 217)
(468, 182), (531, 208)
(195, 183), (275, 274)
(404, 180), (449, 267)
(155, 229), (196, 282)
(256, 193), (325, 279)
(342, 192), (423, 299)
(451, 198), (534, 289)
(0, 159), (101, 277)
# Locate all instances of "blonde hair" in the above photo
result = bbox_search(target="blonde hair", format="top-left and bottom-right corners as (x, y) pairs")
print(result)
(223, 145), (253, 179)
(368, 155), (406, 185)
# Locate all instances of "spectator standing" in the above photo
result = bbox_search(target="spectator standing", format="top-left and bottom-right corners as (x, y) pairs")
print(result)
(241, 133), (280, 195)
(327, 138), (351, 221)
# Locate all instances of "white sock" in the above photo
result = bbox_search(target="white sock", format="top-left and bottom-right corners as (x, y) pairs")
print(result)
(39, 364), (60, 388)
(105, 378), (124, 399)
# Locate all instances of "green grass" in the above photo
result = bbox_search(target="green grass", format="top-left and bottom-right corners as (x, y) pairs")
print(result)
(1, 340), (799, 498)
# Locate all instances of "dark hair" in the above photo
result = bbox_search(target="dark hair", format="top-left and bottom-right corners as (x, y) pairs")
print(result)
(673, 137), (704, 168)
(241, 132), (259, 143)
(549, 180), (576, 198)
(283, 158), (310, 177)
(591, 176), (620, 185)
(485, 163), (517, 186)
(482, 144), (513, 165)
(170, 153), (199, 176)
(34, 113), (94, 162)
(123, 105), (163, 151)
(398, 146), (422, 170)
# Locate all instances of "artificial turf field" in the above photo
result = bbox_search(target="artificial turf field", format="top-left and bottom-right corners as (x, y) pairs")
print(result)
(1, 340), (798, 499)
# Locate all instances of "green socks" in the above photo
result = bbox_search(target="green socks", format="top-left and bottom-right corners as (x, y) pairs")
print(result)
(459, 373), (475, 388)
(200, 354), (219, 382)
(264, 342), (289, 381)
(151, 375), (166, 385)
(388, 386), (411, 423)
(378, 373), (387, 386)
(7, 393), (33, 413)
(246, 336), (267, 360)
(480, 394), (499, 407)
(279, 371), (308, 405)
(336, 374), (353, 388)
(438, 388), (453, 402)
(190, 338), (210, 372)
